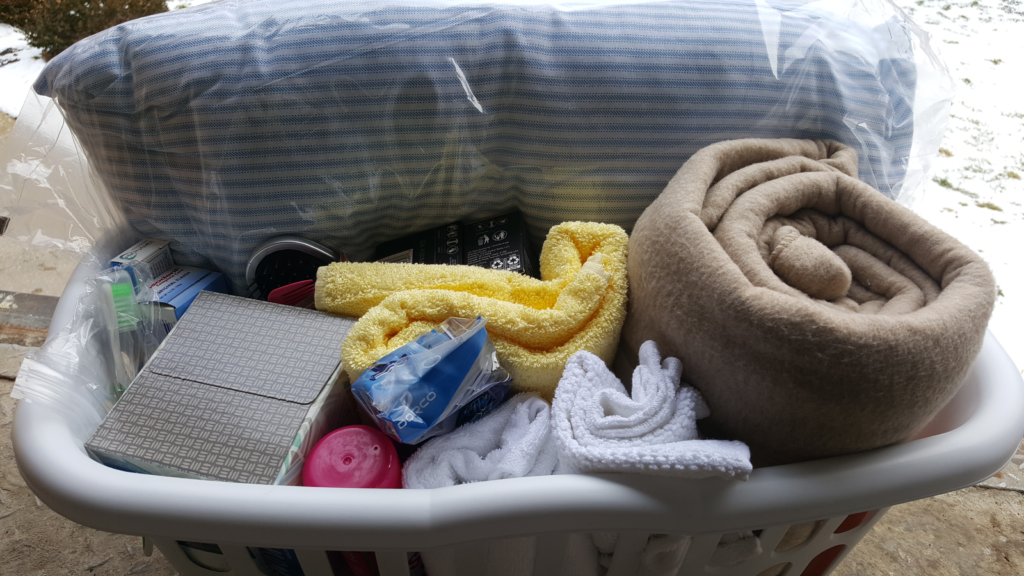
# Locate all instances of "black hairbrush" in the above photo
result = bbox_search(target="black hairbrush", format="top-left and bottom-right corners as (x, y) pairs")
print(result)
(245, 237), (342, 300)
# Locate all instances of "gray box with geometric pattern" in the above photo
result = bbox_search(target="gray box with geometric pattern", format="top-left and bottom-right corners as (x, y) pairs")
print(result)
(87, 291), (356, 484)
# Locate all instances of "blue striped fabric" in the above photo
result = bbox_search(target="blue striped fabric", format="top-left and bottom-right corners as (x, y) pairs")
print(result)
(36, 0), (918, 293)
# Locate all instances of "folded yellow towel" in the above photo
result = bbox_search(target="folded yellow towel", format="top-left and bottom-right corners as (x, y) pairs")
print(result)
(316, 222), (629, 398)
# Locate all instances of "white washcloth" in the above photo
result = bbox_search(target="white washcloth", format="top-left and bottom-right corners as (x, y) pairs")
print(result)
(552, 340), (753, 479)
(403, 394), (559, 488)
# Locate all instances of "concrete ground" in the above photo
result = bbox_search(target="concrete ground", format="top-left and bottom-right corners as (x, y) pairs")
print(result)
(1, 376), (177, 576)
(2, 104), (1024, 576)
(0, 113), (13, 138)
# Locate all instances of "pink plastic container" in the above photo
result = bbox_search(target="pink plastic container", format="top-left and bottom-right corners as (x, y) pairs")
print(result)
(303, 425), (402, 489)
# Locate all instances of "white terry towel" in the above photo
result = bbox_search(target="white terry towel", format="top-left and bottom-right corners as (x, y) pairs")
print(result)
(403, 393), (559, 488)
(552, 340), (753, 479)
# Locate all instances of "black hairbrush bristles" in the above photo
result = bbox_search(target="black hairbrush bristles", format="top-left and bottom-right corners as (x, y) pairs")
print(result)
(245, 237), (340, 299)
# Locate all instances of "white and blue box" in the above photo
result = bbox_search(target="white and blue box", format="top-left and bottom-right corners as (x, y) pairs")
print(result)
(110, 238), (174, 281)
(146, 266), (228, 326)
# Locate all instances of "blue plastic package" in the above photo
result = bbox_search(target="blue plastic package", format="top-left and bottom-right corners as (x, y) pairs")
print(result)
(351, 317), (511, 444)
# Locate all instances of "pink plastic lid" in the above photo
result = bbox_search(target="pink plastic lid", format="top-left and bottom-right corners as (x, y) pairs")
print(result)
(302, 425), (402, 489)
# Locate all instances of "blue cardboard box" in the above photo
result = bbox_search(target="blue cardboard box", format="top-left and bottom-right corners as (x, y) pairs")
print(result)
(146, 266), (228, 326)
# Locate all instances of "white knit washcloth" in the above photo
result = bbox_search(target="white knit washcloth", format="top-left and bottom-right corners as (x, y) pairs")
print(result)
(552, 340), (752, 479)
(402, 394), (559, 488)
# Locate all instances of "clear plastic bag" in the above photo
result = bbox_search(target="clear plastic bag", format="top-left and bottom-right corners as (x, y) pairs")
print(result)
(351, 317), (513, 444)
(0, 94), (135, 270)
(1, 0), (953, 296)
(11, 265), (171, 439)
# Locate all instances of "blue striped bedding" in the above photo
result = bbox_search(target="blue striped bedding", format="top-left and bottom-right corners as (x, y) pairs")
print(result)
(35, 0), (918, 292)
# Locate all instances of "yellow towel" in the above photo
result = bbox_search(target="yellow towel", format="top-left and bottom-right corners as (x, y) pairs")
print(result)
(316, 222), (628, 398)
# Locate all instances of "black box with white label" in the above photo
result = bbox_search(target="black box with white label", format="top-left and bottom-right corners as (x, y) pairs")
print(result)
(462, 212), (536, 277)
(375, 221), (463, 265)
(374, 211), (536, 277)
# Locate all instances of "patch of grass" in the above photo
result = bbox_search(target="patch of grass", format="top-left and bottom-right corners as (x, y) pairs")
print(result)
(976, 201), (1003, 211)
(942, 207), (955, 213)
(972, 0), (980, 5)
(933, 176), (979, 198)
(945, 40), (960, 44)
(989, 58), (1003, 65)
(939, 147), (954, 157)
(917, 0), (924, 4)
(959, 202), (969, 206)
(1007, 171), (1021, 180)
(963, 78), (973, 85)
(943, 3), (951, 8)
(998, 288), (1005, 298)
(992, 219), (1007, 224)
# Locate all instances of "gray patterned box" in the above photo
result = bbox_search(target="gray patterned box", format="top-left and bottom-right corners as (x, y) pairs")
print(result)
(87, 291), (356, 484)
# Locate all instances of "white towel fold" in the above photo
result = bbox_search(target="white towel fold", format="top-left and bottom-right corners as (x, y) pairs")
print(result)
(592, 531), (762, 576)
(403, 394), (559, 489)
(592, 532), (691, 576)
(552, 340), (753, 479)
(708, 531), (763, 568)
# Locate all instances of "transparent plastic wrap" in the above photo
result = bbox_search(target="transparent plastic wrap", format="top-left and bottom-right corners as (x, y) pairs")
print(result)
(11, 266), (171, 439)
(1, 0), (953, 296)
(0, 95), (135, 269)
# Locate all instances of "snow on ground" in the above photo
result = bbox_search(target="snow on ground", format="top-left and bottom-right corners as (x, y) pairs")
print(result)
(0, 24), (45, 118)
(165, 0), (218, 9)
(896, 0), (1024, 369)
(0, 0), (1021, 366)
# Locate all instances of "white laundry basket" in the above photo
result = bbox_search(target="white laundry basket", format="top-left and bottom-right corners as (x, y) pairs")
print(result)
(11, 262), (1024, 576)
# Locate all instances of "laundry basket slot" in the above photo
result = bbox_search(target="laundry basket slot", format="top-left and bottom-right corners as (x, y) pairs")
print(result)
(149, 506), (891, 576)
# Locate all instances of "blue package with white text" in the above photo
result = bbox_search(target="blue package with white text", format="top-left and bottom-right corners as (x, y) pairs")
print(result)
(351, 317), (511, 444)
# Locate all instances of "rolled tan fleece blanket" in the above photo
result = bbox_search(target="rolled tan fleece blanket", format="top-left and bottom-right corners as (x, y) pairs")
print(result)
(620, 139), (996, 466)
(316, 222), (628, 398)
